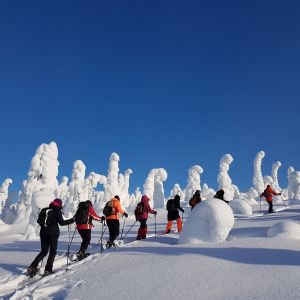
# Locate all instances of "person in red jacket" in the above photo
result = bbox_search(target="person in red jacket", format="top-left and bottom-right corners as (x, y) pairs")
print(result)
(135, 195), (157, 240)
(260, 185), (281, 213)
(76, 200), (104, 259)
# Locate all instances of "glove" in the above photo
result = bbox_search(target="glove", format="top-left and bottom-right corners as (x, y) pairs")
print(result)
(123, 212), (128, 218)
(154, 211), (157, 215)
(182, 209), (185, 214)
(101, 216), (105, 221)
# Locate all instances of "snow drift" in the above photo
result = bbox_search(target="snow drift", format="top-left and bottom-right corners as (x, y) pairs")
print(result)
(178, 199), (234, 244)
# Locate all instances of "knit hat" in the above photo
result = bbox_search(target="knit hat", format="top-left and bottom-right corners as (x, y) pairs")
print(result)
(51, 198), (63, 208)
(114, 195), (120, 200)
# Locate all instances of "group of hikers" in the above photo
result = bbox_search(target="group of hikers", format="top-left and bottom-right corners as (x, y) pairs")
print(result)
(27, 184), (281, 277)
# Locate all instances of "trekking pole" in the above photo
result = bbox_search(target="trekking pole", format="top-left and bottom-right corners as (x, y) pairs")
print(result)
(154, 214), (157, 238)
(181, 212), (184, 223)
(66, 226), (76, 271)
(121, 220), (138, 240)
(120, 216), (126, 240)
(97, 220), (107, 253)
(259, 196), (262, 214)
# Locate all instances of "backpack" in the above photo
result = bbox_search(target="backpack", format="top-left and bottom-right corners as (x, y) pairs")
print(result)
(37, 207), (55, 227)
(166, 199), (176, 212)
(103, 200), (116, 217)
(134, 202), (145, 220)
(74, 201), (90, 224)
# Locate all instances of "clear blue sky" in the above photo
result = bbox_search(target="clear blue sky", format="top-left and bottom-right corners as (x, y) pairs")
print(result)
(0, 0), (299, 195)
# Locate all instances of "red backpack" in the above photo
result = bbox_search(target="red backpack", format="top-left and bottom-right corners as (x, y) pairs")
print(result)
(134, 202), (145, 220)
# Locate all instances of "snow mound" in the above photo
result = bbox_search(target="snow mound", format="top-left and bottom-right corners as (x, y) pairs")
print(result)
(229, 199), (253, 216)
(178, 198), (234, 244)
(267, 221), (300, 239)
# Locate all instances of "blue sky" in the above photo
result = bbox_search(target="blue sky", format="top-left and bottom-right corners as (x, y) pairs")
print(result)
(0, 0), (299, 196)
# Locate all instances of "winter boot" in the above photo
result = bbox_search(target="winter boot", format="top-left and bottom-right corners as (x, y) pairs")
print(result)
(137, 228), (143, 240)
(141, 227), (147, 239)
(43, 270), (54, 277)
(76, 250), (86, 260)
(27, 266), (39, 278)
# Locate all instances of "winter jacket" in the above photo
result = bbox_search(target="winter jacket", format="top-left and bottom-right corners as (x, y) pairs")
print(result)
(167, 195), (184, 221)
(76, 206), (102, 230)
(40, 202), (74, 236)
(105, 198), (125, 220)
(137, 195), (156, 220)
(260, 186), (281, 202)
(189, 191), (201, 209)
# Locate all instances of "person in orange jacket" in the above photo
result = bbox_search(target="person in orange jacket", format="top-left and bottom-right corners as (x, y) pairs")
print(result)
(105, 195), (128, 248)
(260, 185), (281, 213)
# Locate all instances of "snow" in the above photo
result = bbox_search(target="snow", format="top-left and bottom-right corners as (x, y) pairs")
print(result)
(229, 199), (253, 216)
(2, 143), (300, 299)
(267, 221), (300, 239)
(178, 199), (234, 244)
(2, 204), (300, 299)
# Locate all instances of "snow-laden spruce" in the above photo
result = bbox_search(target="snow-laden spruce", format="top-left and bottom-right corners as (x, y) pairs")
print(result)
(178, 199), (234, 244)
(217, 154), (236, 201)
(253, 150), (265, 194)
(267, 221), (300, 239)
(184, 165), (203, 204)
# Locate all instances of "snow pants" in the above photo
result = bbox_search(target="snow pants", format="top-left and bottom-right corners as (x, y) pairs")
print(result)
(137, 218), (148, 240)
(267, 201), (273, 213)
(78, 229), (91, 254)
(106, 219), (120, 243)
(165, 217), (182, 234)
(30, 232), (58, 272)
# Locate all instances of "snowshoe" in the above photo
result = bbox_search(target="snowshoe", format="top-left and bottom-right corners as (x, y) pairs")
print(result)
(43, 270), (54, 277)
(27, 267), (40, 278)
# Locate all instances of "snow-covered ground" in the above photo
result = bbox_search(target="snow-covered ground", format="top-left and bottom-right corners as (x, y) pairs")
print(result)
(1, 203), (300, 300)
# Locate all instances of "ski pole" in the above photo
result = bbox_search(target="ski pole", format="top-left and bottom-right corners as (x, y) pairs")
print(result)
(97, 220), (107, 253)
(181, 212), (184, 223)
(259, 196), (262, 214)
(122, 220), (138, 240)
(120, 216), (126, 240)
(66, 226), (76, 271)
(154, 214), (157, 238)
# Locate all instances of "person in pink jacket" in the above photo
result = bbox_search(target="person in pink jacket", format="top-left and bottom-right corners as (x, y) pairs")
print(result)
(135, 195), (157, 240)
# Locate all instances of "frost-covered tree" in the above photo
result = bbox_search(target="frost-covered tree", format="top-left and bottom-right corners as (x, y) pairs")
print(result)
(119, 169), (133, 207)
(15, 142), (59, 227)
(55, 176), (69, 201)
(153, 168), (167, 208)
(217, 154), (235, 201)
(170, 184), (185, 201)
(0, 178), (13, 216)
(143, 169), (157, 207)
(201, 183), (216, 200)
(184, 165), (203, 203)
(287, 166), (295, 199)
(271, 161), (282, 190)
(253, 151), (265, 194)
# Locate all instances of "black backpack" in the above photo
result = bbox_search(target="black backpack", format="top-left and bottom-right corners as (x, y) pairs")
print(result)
(37, 208), (56, 227)
(103, 200), (116, 217)
(166, 199), (176, 212)
(74, 201), (90, 224)
(134, 202), (145, 220)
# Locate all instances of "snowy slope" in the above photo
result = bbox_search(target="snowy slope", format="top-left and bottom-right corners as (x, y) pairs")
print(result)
(1, 204), (300, 300)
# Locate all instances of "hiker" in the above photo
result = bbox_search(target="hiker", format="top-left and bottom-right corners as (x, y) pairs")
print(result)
(27, 198), (74, 277)
(135, 195), (157, 240)
(260, 185), (281, 213)
(165, 195), (184, 234)
(104, 195), (128, 248)
(189, 190), (202, 210)
(75, 200), (105, 260)
(214, 189), (229, 204)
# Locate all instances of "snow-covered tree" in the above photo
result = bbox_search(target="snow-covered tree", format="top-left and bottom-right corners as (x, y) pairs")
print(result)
(217, 154), (235, 201)
(184, 165), (203, 203)
(0, 178), (13, 216)
(253, 150), (265, 194)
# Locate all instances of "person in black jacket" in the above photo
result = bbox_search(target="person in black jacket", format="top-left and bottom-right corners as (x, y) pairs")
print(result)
(165, 195), (185, 234)
(27, 198), (74, 277)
